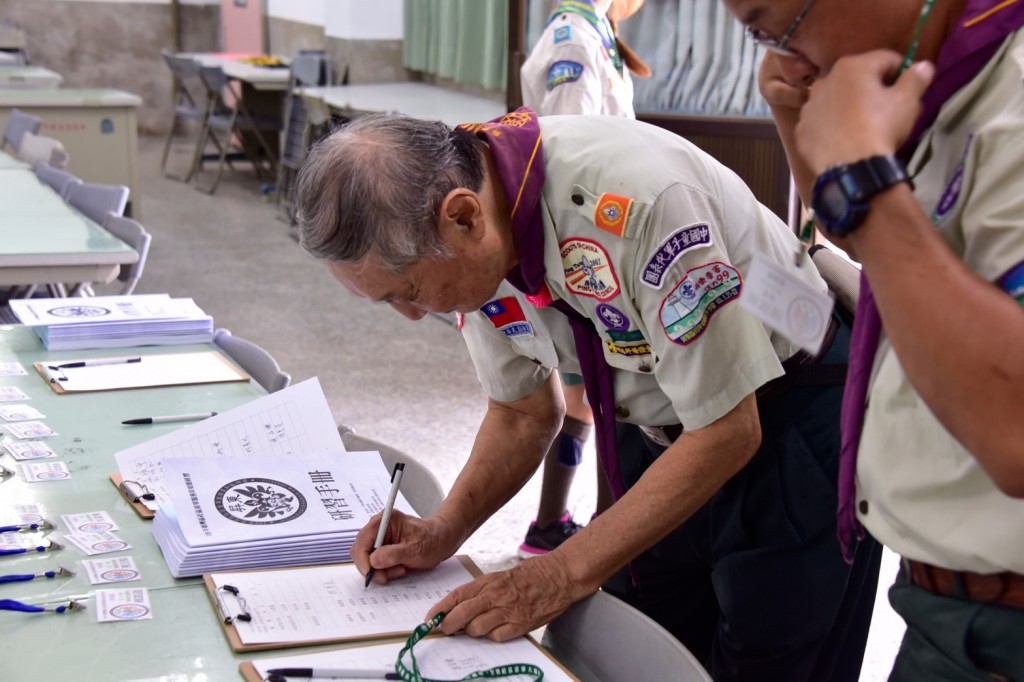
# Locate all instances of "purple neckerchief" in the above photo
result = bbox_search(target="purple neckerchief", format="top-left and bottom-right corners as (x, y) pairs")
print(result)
(837, 0), (1024, 563)
(460, 107), (627, 500)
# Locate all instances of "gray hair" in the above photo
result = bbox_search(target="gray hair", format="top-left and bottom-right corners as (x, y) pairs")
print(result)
(295, 113), (485, 271)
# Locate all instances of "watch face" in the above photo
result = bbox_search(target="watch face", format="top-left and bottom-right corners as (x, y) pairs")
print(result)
(819, 179), (849, 220)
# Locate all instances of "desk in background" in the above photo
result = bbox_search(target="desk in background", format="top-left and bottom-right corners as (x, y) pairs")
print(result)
(302, 82), (507, 127)
(0, 66), (62, 90)
(0, 88), (142, 217)
(0, 165), (137, 287)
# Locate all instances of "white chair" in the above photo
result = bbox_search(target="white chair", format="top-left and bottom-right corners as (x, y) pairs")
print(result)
(64, 181), (130, 224)
(337, 424), (445, 518)
(2, 107), (41, 152)
(17, 131), (69, 169)
(35, 163), (82, 198)
(72, 213), (152, 297)
(213, 328), (292, 394)
(543, 590), (714, 681)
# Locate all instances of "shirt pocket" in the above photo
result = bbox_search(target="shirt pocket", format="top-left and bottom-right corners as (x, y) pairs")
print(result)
(510, 334), (560, 369)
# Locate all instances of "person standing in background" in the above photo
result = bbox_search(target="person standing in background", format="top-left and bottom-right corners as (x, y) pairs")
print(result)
(515, 0), (651, 559)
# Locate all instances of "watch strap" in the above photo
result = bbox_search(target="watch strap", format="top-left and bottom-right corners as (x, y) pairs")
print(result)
(841, 155), (909, 202)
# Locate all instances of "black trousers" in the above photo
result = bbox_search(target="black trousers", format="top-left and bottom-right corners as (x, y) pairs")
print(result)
(604, 319), (882, 682)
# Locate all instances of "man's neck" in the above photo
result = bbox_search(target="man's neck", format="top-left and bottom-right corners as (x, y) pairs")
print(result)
(479, 143), (519, 271)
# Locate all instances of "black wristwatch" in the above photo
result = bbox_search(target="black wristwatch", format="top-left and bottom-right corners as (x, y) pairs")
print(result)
(811, 155), (910, 237)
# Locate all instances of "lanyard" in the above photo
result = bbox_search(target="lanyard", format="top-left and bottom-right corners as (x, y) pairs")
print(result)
(395, 613), (544, 682)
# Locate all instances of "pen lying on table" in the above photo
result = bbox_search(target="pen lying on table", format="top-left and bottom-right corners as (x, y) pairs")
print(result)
(48, 357), (141, 370)
(266, 668), (400, 680)
(122, 412), (217, 425)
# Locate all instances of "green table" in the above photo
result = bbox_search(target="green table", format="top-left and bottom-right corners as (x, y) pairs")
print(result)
(0, 149), (29, 170)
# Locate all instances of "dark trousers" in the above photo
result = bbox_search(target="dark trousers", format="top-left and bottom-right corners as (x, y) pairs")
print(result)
(605, 320), (882, 682)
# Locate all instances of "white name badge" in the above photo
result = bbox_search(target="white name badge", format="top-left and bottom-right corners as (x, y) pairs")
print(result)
(739, 252), (835, 355)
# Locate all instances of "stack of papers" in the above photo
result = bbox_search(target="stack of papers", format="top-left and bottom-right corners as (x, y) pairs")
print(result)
(9, 294), (213, 350)
(152, 451), (415, 578)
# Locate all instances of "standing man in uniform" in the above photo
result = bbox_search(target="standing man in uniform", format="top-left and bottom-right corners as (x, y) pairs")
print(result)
(516, 0), (651, 559)
(719, 0), (1024, 678)
(294, 110), (881, 681)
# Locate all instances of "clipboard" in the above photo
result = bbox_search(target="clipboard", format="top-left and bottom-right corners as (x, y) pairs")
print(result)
(109, 473), (158, 519)
(204, 556), (484, 653)
(33, 351), (249, 394)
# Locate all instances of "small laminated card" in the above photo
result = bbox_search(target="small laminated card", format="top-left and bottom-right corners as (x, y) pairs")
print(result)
(22, 461), (71, 482)
(0, 405), (45, 421)
(0, 531), (47, 551)
(61, 511), (119, 534)
(0, 386), (30, 402)
(65, 530), (131, 555)
(0, 363), (27, 377)
(82, 556), (141, 585)
(95, 587), (153, 622)
(4, 440), (57, 460)
(5, 421), (56, 439)
(0, 503), (48, 525)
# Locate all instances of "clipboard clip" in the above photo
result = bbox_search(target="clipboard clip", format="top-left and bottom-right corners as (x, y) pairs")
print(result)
(215, 584), (252, 624)
(118, 479), (156, 504)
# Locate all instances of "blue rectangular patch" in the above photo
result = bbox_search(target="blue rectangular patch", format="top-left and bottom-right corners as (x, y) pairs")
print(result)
(554, 25), (571, 44)
(640, 223), (713, 290)
(500, 322), (534, 337)
(1000, 260), (1024, 306)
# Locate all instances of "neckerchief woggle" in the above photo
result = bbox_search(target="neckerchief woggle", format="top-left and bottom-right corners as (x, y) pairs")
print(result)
(549, 0), (623, 77)
(457, 108), (628, 501)
(837, 0), (1024, 563)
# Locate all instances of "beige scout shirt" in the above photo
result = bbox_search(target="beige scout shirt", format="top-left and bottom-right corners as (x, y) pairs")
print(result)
(520, 9), (635, 118)
(462, 115), (825, 431)
(857, 32), (1024, 574)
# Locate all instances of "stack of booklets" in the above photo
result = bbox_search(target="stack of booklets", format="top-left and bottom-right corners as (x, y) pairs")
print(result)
(152, 450), (415, 578)
(9, 294), (213, 350)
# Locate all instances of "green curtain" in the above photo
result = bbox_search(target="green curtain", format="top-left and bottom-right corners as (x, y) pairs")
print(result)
(403, 0), (508, 91)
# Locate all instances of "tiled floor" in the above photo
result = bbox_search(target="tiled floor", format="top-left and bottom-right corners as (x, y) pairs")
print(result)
(137, 137), (905, 680)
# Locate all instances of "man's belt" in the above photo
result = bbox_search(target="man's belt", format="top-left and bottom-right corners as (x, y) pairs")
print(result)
(906, 559), (1024, 610)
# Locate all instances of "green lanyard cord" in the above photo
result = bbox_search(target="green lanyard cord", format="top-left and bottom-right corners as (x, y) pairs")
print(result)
(395, 613), (545, 682)
(901, 0), (938, 74)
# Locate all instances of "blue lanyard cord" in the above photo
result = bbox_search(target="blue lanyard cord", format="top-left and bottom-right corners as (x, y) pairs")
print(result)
(0, 565), (74, 584)
(0, 598), (85, 614)
(549, 1), (623, 77)
(0, 520), (55, 533)
(0, 540), (63, 557)
(395, 613), (544, 682)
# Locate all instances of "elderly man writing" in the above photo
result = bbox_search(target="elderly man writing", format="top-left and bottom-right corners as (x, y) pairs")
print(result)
(294, 109), (880, 681)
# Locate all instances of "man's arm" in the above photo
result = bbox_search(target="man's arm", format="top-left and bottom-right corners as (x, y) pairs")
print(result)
(352, 373), (565, 582)
(430, 393), (761, 641)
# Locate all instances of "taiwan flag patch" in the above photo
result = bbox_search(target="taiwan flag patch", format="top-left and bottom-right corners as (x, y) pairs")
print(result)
(481, 297), (533, 337)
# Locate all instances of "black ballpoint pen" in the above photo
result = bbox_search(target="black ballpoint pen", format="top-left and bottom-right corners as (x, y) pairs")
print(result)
(266, 667), (400, 680)
(365, 462), (405, 589)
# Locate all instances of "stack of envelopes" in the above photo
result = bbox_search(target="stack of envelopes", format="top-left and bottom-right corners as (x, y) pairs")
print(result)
(151, 451), (414, 578)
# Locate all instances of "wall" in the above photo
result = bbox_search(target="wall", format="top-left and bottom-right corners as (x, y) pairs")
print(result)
(1, 0), (220, 134)
(266, 0), (326, 61)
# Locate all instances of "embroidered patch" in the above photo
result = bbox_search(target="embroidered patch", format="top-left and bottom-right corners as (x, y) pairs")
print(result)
(547, 60), (584, 90)
(560, 238), (621, 301)
(481, 297), (534, 337)
(999, 260), (1024, 306)
(660, 262), (742, 346)
(594, 193), (633, 237)
(640, 223), (713, 289)
(605, 340), (652, 357)
(596, 303), (629, 331)
(554, 25), (572, 44)
(932, 135), (972, 224)
(607, 329), (646, 343)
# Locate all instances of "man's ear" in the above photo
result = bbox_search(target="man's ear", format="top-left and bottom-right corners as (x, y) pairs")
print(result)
(439, 188), (484, 238)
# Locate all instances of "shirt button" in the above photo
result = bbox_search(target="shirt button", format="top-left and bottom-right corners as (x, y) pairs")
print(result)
(638, 364), (652, 373)
(858, 500), (869, 515)
(615, 405), (630, 418)
(571, 193), (584, 206)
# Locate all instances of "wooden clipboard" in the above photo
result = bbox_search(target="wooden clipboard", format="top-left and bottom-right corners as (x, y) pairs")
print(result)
(33, 351), (249, 394)
(109, 473), (157, 519)
(204, 555), (484, 653)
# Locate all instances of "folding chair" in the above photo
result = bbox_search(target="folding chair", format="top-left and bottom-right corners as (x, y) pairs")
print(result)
(213, 328), (291, 393)
(65, 181), (129, 224)
(71, 213), (152, 297)
(544, 590), (713, 681)
(337, 424), (445, 517)
(17, 131), (69, 169)
(159, 50), (216, 182)
(2, 107), (41, 152)
(275, 51), (333, 225)
(35, 163), (82, 198)
(193, 66), (280, 195)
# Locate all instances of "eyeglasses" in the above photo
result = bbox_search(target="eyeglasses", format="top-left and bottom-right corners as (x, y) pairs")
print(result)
(745, 0), (817, 57)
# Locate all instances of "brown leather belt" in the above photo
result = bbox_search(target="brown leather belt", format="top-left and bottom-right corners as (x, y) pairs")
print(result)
(906, 559), (1024, 609)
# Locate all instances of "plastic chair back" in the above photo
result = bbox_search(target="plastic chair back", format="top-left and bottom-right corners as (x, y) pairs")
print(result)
(35, 163), (82, 197)
(809, 244), (860, 326)
(17, 131), (69, 169)
(213, 328), (291, 394)
(102, 213), (152, 295)
(3, 108), (41, 152)
(337, 425), (445, 518)
(65, 181), (129, 224)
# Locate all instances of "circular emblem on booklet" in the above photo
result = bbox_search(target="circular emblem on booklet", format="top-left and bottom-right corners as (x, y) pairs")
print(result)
(46, 305), (111, 318)
(214, 478), (307, 525)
